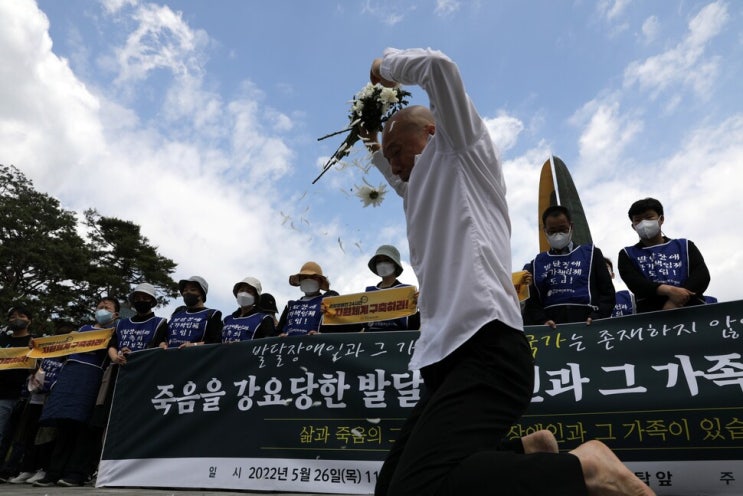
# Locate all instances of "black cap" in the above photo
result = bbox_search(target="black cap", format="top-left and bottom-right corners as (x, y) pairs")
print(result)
(8, 305), (32, 320)
(258, 293), (278, 314)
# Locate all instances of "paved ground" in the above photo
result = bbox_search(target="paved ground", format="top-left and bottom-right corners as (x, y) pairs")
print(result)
(0, 484), (361, 496)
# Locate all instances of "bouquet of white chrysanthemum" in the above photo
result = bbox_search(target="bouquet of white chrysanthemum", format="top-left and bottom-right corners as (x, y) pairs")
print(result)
(313, 83), (410, 184)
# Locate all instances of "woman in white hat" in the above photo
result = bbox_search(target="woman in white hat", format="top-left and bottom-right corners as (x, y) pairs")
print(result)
(108, 283), (168, 365)
(364, 245), (420, 331)
(277, 262), (337, 337)
(222, 277), (275, 342)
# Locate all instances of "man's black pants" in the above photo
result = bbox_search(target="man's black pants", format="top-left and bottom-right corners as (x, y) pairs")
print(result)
(375, 320), (587, 496)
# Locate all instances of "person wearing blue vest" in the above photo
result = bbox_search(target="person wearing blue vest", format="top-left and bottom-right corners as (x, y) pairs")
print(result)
(108, 283), (168, 365)
(523, 206), (615, 327)
(604, 257), (636, 317)
(618, 197), (710, 313)
(34, 297), (119, 487)
(222, 277), (275, 342)
(164, 276), (222, 348)
(363, 48), (652, 496)
(277, 262), (337, 337)
(363, 245), (420, 332)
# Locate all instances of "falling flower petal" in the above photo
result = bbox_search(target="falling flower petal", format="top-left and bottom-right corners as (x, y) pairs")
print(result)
(354, 181), (388, 208)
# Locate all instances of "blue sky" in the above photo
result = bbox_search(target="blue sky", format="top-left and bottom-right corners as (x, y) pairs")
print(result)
(2, 0), (741, 317)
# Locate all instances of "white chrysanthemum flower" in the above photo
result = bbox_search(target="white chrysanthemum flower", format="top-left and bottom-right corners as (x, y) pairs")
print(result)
(352, 100), (364, 115)
(357, 82), (375, 99)
(379, 87), (399, 104)
(354, 180), (388, 207)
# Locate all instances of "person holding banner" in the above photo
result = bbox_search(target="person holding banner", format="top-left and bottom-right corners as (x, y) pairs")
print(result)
(364, 48), (654, 496)
(618, 197), (710, 313)
(222, 277), (275, 342)
(523, 205), (616, 327)
(164, 276), (222, 348)
(108, 283), (168, 365)
(363, 245), (420, 332)
(0, 305), (33, 481)
(34, 297), (119, 487)
(277, 262), (338, 336)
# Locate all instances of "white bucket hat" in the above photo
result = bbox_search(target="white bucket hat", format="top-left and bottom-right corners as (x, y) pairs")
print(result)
(178, 276), (209, 302)
(232, 277), (263, 296)
(128, 282), (157, 303)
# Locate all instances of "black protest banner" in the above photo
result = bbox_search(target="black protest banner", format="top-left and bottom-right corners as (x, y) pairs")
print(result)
(99, 301), (743, 494)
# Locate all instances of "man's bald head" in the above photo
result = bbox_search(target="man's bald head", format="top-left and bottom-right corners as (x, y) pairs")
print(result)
(383, 106), (435, 139)
(381, 106), (435, 182)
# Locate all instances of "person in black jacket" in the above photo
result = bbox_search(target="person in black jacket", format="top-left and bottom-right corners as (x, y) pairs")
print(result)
(618, 197), (710, 313)
(523, 206), (615, 327)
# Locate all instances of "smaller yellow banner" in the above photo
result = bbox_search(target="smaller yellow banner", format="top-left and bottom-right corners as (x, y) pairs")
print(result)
(512, 270), (531, 302)
(28, 328), (114, 359)
(322, 286), (417, 325)
(0, 347), (36, 370)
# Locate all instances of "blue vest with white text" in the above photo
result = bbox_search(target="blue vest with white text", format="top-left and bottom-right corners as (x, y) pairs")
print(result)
(40, 357), (64, 393)
(533, 244), (594, 309)
(116, 316), (165, 352)
(611, 290), (635, 317)
(623, 239), (689, 287)
(283, 295), (324, 337)
(168, 308), (213, 346)
(67, 324), (109, 368)
(223, 312), (269, 342)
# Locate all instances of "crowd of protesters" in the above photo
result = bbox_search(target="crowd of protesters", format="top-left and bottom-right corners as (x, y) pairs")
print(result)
(0, 196), (714, 487)
(0, 244), (419, 487)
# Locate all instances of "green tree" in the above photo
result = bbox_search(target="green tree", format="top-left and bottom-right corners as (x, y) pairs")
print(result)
(0, 164), (90, 332)
(0, 164), (179, 333)
(82, 209), (179, 307)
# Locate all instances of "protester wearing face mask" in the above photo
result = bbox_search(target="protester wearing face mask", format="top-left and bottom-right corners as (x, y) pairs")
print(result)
(222, 277), (275, 342)
(277, 262), (338, 337)
(0, 305), (34, 471)
(34, 297), (119, 487)
(523, 206), (615, 328)
(108, 283), (167, 366)
(362, 245), (420, 332)
(164, 276), (223, 349)
(618, 197), (710, 313)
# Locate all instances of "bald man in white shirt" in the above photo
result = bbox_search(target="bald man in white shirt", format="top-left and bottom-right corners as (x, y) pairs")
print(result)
(364, 47), (654, 496)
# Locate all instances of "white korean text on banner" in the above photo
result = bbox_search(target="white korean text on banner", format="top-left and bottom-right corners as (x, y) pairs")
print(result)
(99, 301), (743, 494)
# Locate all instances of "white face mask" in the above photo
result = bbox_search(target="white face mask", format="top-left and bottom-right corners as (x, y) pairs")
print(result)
(236, 292), (255, 307)
(634, 219), (661, 239)
(546, 229), (572, 250)
(376, 262), (396, 278)
(300, 279), (320, 294)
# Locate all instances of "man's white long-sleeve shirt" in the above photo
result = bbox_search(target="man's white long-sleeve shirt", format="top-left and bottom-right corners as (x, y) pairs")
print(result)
(373, 48), (523, 370)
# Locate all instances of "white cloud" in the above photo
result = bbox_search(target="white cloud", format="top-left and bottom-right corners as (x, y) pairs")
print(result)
(595, 0), (631, 36)
(101, 0), (138, 15)
(0, 0), (331, 317)
(434, 0), (461, 17)
(112, 3), (209, 85)
(640, 15), (660, 44)
(361, 0), (415, 26)
(484, 113), (524, 156)
(570, 98), (643, 177)
(597, 0), (632, 21)
(624, 1), (728, 99)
